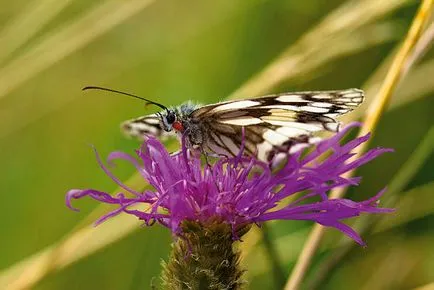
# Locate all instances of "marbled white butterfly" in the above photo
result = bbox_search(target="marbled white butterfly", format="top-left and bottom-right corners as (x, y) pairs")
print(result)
(85, 87), (364, 161)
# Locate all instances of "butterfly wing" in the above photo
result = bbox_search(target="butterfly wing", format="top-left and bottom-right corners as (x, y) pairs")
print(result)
(121, 114), (174, 140)
(191, 89), (364, 160)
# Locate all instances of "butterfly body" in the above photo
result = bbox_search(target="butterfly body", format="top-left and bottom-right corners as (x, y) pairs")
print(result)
(121, 89), (364, 161)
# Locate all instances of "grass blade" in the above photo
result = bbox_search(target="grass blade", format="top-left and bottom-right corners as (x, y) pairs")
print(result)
(0, 0), (156, 101)
(285, 1), (434, 289)
(0, 0), (73, 65)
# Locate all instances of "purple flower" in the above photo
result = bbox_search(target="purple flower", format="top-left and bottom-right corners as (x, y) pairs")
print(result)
(66, 122), (394, 246)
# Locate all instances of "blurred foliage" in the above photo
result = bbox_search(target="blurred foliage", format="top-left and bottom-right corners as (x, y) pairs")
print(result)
(0, 1), (433, 289)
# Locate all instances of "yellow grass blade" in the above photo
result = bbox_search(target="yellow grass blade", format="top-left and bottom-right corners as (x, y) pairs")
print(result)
(0, 0), (156, 101)
(285, 1), (434, 289)
(0, 0), (73, 65)
(413, 282), (434, 290)
(3, 215), (142, 290)
(1, 172), (145, 290)
(0, 1), (255, 140)
(247, 181), (434, 278)
(229, 0), (410, 99)
(301, 124), (434, 288)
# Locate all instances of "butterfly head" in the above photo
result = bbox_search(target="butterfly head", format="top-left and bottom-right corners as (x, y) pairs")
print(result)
(160, 109), (184, 132)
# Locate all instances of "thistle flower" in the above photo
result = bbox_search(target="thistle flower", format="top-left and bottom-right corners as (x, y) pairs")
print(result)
(67, 122), (392, 244)
(66, 122), (394, 288)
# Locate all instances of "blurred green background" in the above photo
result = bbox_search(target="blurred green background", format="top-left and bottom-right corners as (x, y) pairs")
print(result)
(1, 0), (433, 289)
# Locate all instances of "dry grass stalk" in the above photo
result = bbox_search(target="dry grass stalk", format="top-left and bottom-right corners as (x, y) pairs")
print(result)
(285, 1), (434, 289)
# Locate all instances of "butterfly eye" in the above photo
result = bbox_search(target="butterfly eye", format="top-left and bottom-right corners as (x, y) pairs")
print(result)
(166, 112), (176, 124)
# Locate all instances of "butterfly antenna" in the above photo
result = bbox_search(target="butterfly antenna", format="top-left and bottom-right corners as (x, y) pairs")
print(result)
(82, 86), (168, 110)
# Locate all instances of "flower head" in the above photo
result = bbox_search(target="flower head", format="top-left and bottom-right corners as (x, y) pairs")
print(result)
(66, 122), (394, 246)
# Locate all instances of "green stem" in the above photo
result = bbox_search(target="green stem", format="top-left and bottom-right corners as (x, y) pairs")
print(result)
(161, 220), (248, 290)
(261, 224), (286, 289)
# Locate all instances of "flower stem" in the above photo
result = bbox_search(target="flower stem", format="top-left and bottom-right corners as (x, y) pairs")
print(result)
(161, 221), (246, 290)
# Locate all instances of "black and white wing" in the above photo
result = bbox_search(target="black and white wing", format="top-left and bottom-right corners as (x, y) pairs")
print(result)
(191, 88), (364, 161)
(121, 114), (173, 140)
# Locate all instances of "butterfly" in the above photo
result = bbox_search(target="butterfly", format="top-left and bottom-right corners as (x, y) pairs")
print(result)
(85, 87), (364, 161)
